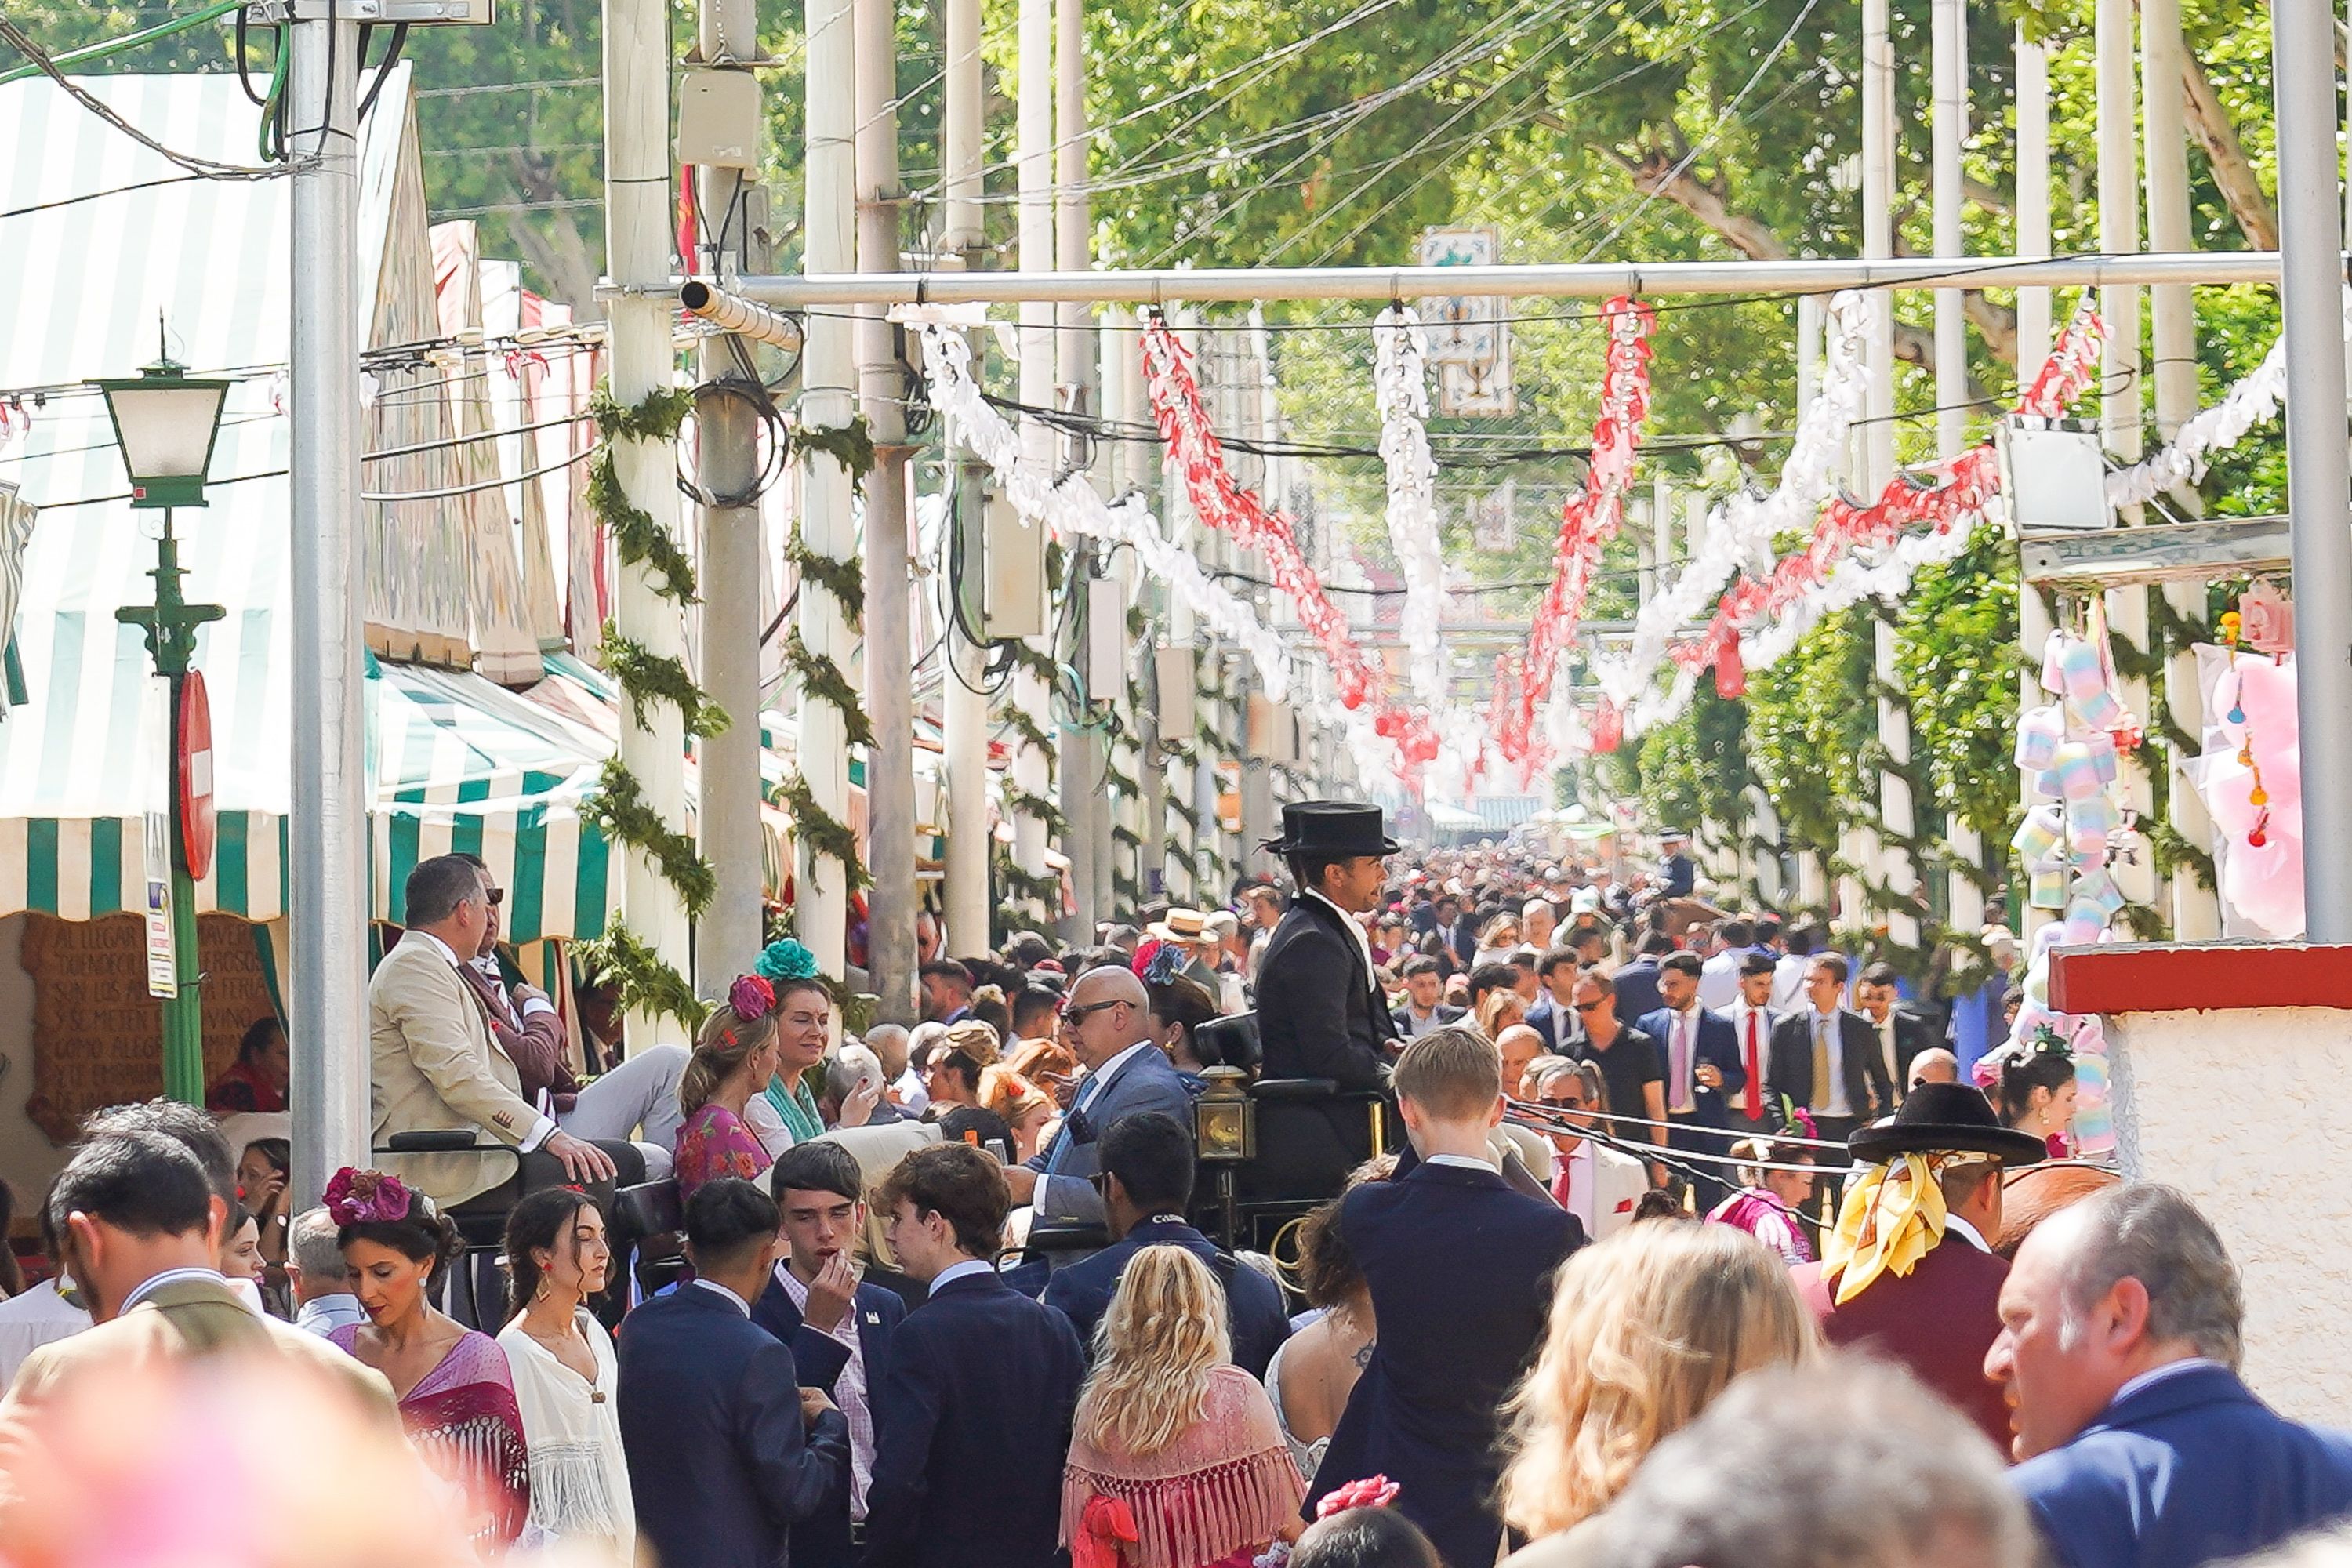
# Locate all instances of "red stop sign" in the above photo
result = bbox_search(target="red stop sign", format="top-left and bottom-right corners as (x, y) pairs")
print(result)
(179, 670), (216, 881)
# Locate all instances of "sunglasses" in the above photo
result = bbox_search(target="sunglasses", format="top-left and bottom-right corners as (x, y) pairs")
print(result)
(477, 887), (505, 907)
(1573, 1000), (1606, 1014)
(1060, 999), (1123, 1024)
(1542, 1094), (1590, 1110)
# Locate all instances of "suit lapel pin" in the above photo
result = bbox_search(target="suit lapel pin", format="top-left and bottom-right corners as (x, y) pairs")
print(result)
(863, 1312), (880, 1324)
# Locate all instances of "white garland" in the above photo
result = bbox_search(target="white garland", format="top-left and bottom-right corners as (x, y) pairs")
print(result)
(1371, 307), (1448, 711)
(2104, 285), (2350, 509)
(1601, 291), (1873, 732)
(1737, 506), (1994, 669)
(909, 314), (1293, 705)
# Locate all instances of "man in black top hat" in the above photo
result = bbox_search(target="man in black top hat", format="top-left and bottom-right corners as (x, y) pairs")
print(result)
(1255, 801), (1403, 1092)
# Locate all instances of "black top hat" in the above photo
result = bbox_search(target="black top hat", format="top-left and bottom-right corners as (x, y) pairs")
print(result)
(1259, 800), (1400, 859)
(1848, 1081), (2049, 1167)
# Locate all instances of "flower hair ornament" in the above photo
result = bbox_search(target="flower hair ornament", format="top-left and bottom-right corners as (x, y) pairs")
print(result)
(755, 937), (821, 985)
(1315, 1475), (1403, 1519)
(730, 974), (778, 1022)
(324, 1167), (417, 1227)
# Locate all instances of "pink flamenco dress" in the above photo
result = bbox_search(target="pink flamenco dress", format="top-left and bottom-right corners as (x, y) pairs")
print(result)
(672, 1099), (774, 1203)
(332, 1326), (531, 1552)
(1062, 1365), (1306, 1568)
(1707, 1188), (1816, 1267)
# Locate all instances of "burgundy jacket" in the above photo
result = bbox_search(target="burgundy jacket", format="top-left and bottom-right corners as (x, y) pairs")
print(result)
(459, 960), (579, 1115)
(1794, 1230), (2013, 1452)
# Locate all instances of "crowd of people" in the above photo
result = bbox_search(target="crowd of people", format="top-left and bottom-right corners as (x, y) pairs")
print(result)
(2, 819), (2350, 1568)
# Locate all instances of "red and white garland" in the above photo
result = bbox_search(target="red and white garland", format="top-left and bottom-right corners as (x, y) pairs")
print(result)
(1488, 296), (1657, 771)
(1141, 315), (1443, 771)
(1668, 296), (2105, 696)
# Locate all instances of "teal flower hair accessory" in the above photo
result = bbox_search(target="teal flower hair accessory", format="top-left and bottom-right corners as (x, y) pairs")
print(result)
(755, 937), (820, 984)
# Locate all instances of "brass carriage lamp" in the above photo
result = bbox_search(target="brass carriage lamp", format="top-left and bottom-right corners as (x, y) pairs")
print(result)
(1192, 1065), (1256, 1163)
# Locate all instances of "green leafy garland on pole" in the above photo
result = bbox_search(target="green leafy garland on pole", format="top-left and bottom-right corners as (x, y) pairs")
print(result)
(576, 384), (720, 1031)
(781, 416), (877, 898)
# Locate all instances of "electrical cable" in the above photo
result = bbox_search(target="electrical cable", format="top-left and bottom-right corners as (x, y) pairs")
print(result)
(360, 445), (592, 503)
(356, 22), (411, 125)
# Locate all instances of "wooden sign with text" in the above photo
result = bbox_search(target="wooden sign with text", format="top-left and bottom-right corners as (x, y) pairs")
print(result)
(21, 913), (277, 1144)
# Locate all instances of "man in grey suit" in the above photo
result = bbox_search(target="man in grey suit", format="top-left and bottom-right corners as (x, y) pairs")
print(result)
(1001, 966), (1196, 1226)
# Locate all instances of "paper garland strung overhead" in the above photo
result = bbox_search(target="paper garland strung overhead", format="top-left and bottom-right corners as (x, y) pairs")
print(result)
(1669, 296), (2107, 696)
(1140, 314), (1443, 771)
(1372, 306), (1450, 715)
(1488, 295), (1658, 771)
(906, 311), (1295, 706)
(1593, 289), (1874, 729)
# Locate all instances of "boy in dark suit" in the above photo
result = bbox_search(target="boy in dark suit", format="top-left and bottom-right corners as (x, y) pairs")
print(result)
(1637, 950), (1748, 1211)
(754, 1142), (908, 1568)
(618, 1178), (850, 1568)
(1305, 1025), (1584, 1568)
(865, 1142), (1086, 1568)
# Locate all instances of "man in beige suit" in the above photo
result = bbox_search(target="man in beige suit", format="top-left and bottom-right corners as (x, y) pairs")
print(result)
(1, 1130), (395, 1419)
(369, 854), (615, 1207)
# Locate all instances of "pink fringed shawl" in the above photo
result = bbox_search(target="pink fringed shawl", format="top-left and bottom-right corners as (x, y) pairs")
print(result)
(1062, 1366), (1306, 1568)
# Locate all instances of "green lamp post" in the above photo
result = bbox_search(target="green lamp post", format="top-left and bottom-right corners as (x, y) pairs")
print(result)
(92, 338), (229, 1106)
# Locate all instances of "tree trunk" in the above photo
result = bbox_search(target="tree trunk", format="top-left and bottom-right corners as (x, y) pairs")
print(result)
(508, 151), (605, 317)
(2179, 53), (2278, 250)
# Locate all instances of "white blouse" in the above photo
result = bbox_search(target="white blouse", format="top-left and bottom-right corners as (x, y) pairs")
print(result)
(497, 1310), (636, 1554)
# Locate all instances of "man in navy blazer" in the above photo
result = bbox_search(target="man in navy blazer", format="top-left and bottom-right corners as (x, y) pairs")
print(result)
(753, 1142), (909, 1568)
(1638, 951), (1747, 1210)
(1000, 965), (1194, 1229)
(1041, 1112), (1290, 1375)
(1306, 1025), (1583, 1568)
(1991, 1184), (2352, 1568)
(866, 1142), (1087, 1568)
(619, 1178), (851, 1568)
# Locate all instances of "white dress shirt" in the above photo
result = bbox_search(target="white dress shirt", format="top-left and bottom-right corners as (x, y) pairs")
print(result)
(1725, 1000), (1777, 1116)
(691, 1277), (753, 1316)
(1423, 1152), (1498, 1173)
(927, 1258), (996, 1293)
(1697, 951), (1742, 1010)
(1871, 1011), (1901, 1089)
(776, 1263), (877, 1516)
(1302, 888), (1378, 992)
(0, 1278), (91, 1388)
(1945, 1215), (1991, 1253)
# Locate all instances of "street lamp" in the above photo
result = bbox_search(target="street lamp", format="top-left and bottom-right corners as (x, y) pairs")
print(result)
(91, 336), (228, 1106)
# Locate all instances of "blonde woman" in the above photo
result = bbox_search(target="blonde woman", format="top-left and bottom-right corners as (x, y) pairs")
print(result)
(1497, 1222), (1814, 1562)
(1061, 1247), (1305, 1568)
(1476, 985), (1528, 1041)
(670, 976), (786, 1201)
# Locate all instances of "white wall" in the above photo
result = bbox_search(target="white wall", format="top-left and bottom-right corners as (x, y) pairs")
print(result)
(2111, 1004), (2352, 1423)
(0, 914), (66, 1211)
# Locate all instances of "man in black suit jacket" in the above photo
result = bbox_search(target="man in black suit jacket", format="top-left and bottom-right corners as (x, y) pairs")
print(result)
(619, 1179), (850, 1568)
(866, 1143), (1086, 1568)
(1765, 953), (1893, 1202)
(753, 1142), (909, 1568)
(1306, 1026), (1584, 1568)
(1255, 801), (1401, 1091)
(1856, 962), (1940, 1102)
(1041, 1112), (1291, 1376)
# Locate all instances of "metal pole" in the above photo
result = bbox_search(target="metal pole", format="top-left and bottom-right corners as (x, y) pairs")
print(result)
(1011, 0), (1056, 931)
(2142, 0), (2222, 939)
(2274, 0), (2352, 939)
(797, 0), (858, 980)
(940, 0), (991, 957)
(286, 5), (367, 1201)
(692, 0), (764, 997)
(858, 0), (918, 1020)
(1054, 0), (1104, 942)
(1932, 0), (1967, 457)
(1861, 0), (1896, 493)
(2016, 27), (2053, 373)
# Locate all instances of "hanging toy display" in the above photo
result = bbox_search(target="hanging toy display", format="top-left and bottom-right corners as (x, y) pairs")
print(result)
(2195, 595), (2304, 938)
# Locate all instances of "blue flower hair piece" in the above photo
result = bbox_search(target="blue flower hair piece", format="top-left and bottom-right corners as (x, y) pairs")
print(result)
(755, 937), (820, 984)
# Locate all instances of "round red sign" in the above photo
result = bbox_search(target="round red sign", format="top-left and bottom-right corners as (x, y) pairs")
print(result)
(179, 670), (216, 881)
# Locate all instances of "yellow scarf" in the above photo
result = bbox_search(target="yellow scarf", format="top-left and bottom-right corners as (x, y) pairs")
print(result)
(1820, 1152), (1987, 1305)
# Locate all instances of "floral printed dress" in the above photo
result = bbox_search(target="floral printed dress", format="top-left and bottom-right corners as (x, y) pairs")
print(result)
(673, 1101), (772, 1201)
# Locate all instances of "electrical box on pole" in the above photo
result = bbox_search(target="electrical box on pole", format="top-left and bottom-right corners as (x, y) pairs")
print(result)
(1155, 644), (1196, 740)
(1087, 574), (1123, 710)
(2002, 420), (2115, 532)
(979, 488), (1048, 640)
(678, 69), (764, 169)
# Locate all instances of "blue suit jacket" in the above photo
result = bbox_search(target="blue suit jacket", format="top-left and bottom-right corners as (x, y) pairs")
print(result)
(1636, 1006), (1748, 1129)
(1020, 1044), (1196, 1225)
(1306, 1161), (1584, 1568)
(617, 1283), (851, 1568)
(1526, 993), (1575, 1053)
(1040, 1217), (1292, 1377)
(2013, 1363), (2352, 1568)
(864, 1268), (1087, 1568)
(1613, 959), (1664, 1025)
(750, 1272), (908, 1568)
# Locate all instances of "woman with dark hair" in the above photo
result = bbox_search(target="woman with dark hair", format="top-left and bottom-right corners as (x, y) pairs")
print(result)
(673, 976), (787, 1200)
(1265, 1163), (1388, 1480)
(205, 1014), (290, 1113)
(748, 940), (866, 1154)
(1994, 1034), (2078, 1157)
(326, 1166), (530, 1549)
(1142, 951), (1222, 1082)
(237, 1136), (293, 1301)
(497, 1189), (633, 1552)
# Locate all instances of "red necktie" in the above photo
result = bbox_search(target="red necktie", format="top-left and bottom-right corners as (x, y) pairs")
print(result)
(1743, 1012), (1762, 1121)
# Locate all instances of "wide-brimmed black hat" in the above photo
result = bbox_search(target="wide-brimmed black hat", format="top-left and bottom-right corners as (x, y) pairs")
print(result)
(1848, 1081), (2049, 1167)
(1259, 800), (1400, 858)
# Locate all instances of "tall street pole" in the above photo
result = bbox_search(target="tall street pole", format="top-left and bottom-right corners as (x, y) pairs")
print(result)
(608, 0), (695, 1036)
(798, 0), (858, 980)
(1860, 0), (1895, 496)
(2273, 0), (2352, 940)
(693, 0), (766, 996)
(940, 0), (992, 958)
(2015, 22), (2053, 941)
(858, 0), (919, 1020)
(286, 2), (368, 1201)
(1929, 0), (1984, 932)
(1054, 0), (1105, 944)
(1013, 0), (1057, 932)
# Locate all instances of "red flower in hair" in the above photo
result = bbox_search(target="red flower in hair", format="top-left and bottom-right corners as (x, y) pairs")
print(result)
(324, 1167), (412, 1227)
(731, 974), (777, 1022)
(1315, 1475), (1401, 1519)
